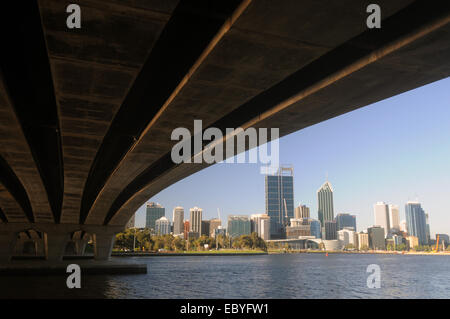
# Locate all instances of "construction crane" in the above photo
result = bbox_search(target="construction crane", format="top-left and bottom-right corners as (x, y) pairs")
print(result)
(283, 198), (289, 227)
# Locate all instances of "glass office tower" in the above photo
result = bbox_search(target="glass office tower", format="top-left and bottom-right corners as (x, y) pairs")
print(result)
(265, 167), (294, 239)
(317, 180), (335, 238)
(145, 202), (165, 231)
(335, 213), (357, 231)
(405, 201), (428, 245)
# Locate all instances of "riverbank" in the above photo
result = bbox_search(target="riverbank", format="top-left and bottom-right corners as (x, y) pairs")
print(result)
(112, 249), (267, 257)
(267, 249), (450, 256)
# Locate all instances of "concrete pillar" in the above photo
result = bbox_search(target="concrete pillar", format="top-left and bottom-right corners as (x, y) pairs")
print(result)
(0, 231), (17, 263)
(75, 238), (88, 256)
(93, 233), (115, 261)
(44, 232), (70, 262)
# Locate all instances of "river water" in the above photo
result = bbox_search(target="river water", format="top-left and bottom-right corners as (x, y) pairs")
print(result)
(1, 254), (449, 298)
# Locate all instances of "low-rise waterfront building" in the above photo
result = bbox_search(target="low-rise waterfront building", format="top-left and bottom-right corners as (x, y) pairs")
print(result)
(407, 235), (419, 249)
(227, 215), (251, 238)
(368, 226), (386, 250)
(357, 232), (369, 250)
(337, 227), (356, 247)
(209, 218), (222, 237)
(250, 214), (271, 240)
(324, 220), (337, 240)
(201, 220), (210, 237)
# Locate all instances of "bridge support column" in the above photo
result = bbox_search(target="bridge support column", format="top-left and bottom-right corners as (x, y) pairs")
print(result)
(75, 238), (89, 256)
(44, 231), (70, 262)
(93, 233), (116, 261)
(0, 230), (17, 263)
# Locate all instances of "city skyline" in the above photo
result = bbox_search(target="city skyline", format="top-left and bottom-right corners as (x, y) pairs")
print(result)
(133, 77), (450, 236)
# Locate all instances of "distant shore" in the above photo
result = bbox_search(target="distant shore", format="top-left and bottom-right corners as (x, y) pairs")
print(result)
(267, 249), (450, 256)
(112, 250), (268, 257)
(111, 249), (450, 257)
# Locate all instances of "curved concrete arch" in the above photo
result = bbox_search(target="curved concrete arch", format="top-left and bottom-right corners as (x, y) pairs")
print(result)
(107, 0), (450, 225)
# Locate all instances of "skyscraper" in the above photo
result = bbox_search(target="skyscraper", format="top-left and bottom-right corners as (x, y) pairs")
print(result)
(425, 213), (431, 244)
(265, 166), (294, 239)
(317, 180), (334, 238)
(294, 204), (310, 219)
(155, 216), (170, 235)
(388, 205), (400, 231)
(335, 213), (357, 231)
(189, 207), (202, 235)
(405, 201), (428, 245)
(374, 202), (390, 236)
(145, 202), (165, 230)
(172, 206), (184, 235)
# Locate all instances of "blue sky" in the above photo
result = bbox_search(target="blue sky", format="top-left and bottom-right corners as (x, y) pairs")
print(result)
(134, 77), (450, 237)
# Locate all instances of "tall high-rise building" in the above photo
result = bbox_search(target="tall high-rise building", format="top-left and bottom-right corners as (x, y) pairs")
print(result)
(155, 216), (170, 235)
(250, 214), (271, 240)
(209, 218), (222, 237)
(335, 213), (357, 231)
(405, 201), (428, 245)
(172, 206), (184, 235)
(374, 202), (390, 236)
(265, 167), (294, 239)
(388, 205), (400, 231)
(294, 204), (310, 219)
(189, 207), (202, 234)
(145, 202), (165, 230)
(227, 215), (251, 238)
(425, 213), (431, 244)
(317, 180), (334, 236)
(368, 226), (385, 250)
(310, 219), (321, 239)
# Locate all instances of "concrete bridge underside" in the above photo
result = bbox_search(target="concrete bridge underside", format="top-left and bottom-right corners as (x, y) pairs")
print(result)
(0, 0), (449, 262)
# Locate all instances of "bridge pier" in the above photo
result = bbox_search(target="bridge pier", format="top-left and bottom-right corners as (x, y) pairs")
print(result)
(75, 238), (89, 256)
(93, 233), (116, 261)
(0, 223), (123, 263)
(44, 231), (70, 262)
(0, 230), (18, 263)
